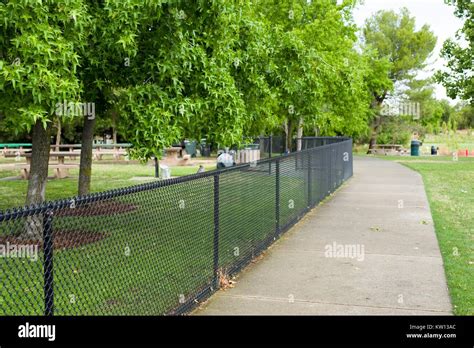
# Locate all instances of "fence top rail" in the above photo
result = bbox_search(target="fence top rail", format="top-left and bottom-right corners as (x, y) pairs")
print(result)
(297, 136), (351, 139)
(0, 138), (352, 221)
(244, 136), (351, 140)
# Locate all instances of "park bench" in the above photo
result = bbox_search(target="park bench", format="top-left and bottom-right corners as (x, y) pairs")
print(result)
(92, 148), (128, 160)
(160, 147), (190, 166)
(20, 152), (81, 179)
(2, 148), (31, 158)
(49, 144), (131, 160)
(17, 163), (79, 179)
(1, 144), (32, 158)
(50, 144), (81, 155)
(368, 144), (404, 155)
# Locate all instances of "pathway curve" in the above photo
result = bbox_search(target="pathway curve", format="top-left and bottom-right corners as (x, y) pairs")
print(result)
(194, 156), (452, 315)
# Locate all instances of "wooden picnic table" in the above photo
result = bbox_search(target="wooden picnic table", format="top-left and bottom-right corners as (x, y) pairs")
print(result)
(368, 144), (405, 155)
(25, 151), (81, 165)
(93, 143), (132, 149)
(93, 147), (128, 160)
(48, 144), (130, 160)
(0, 143), (32, 148)
(2, 148), (31, 158)
(374, 144), (403, 149)
(22, 152), (81, 179)
(50, 144), (82, 152)
(165, 147), (182, 160)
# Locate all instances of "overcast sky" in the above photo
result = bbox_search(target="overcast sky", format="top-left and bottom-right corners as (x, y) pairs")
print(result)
(352, 0), (465, 101)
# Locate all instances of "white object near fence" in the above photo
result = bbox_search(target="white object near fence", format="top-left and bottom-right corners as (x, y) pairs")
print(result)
(237, 148), (260, 164)
(159, 164), (171, 179)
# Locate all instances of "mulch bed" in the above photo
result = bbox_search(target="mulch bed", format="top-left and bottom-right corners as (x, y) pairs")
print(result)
(0, 230), (110, 250)
(55, 200), (137, 217)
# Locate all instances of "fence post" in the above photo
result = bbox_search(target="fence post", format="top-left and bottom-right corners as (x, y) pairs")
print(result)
(154, 156), (159, 178)
(268, 136), (273, 175)
(275, 158), (280, 236)
(307, 152), (312, 208)
(43, 210), (54, 316)
(269, 135), (273, 158)
(213, 174), (220, 290)
(329, 147), (333, 193)
(349, 140), (352, 179)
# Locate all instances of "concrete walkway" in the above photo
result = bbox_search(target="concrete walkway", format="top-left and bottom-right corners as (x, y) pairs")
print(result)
(195, 156), (452, 315)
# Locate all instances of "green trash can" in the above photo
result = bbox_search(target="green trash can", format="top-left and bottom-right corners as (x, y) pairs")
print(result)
(200, 139), (210, 157)
(184, 140), (197, 157)
(410, 140), (421, 156)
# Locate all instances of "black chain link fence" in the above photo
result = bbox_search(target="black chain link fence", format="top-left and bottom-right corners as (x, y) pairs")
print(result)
(0, 137), (353, 315)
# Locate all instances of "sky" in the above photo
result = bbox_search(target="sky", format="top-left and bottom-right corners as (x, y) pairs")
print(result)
(352, 0), (465, 101)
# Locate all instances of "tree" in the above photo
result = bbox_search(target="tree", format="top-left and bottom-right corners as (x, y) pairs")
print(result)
(254, 0), (374, 151)
(116, 0), (251, 161)
(436, 0), (473, 104)
(0, 0), (89, 238)
(452, 102), (474, 129)
(0, 1), (88, 204)
(363, 8), (437, 151)
(76, 0), (162, 195)
(405, 79), (444, 133)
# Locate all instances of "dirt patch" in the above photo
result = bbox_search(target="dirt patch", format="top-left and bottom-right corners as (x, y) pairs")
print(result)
(55, 200), (137, 217)
(0, 230), (109, 250)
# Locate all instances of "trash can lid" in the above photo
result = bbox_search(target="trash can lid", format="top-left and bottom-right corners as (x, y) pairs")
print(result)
(411, 140), (421, 145)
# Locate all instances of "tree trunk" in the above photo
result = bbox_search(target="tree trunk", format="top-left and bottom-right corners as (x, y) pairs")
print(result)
(78, 117), (96, 196)
(284, 119), (294, 153)
(55, 118), (61, 152)
(111, 110), (118, 144)
(26, 120), (51, 205)
(313, 126), (320, 137)
(23, 120), (51, 240)
(367, 115), (383, 153)
(296, 117), (304, 151)
(367, 94), (387, 154)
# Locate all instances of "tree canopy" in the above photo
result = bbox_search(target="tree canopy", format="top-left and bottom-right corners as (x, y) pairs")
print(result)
(0, 0), (448, 205)
(437, 0), (474, 104)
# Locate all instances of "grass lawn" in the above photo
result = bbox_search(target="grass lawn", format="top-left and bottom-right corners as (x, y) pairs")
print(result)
(353, 131), (474, 156)
(369, 154), (474, 315)
(424, 131), (474, 152)
(1, 155), (332, 315)
(0, 162), (216, 210)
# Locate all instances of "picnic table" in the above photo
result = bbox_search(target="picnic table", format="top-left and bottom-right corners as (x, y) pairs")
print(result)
(165, 147), (183, 160)
(93, 147), (128, 160)
(20, 151), (81, 179)
(92, 143), (132, 149)
(49, 144), (130, 160)
(1, 144), (32, 158)
(2, 148), (31, 158)
(50, 144), (81, 152)
(0, 143), (32, 148)
(368, 144), (405, 155)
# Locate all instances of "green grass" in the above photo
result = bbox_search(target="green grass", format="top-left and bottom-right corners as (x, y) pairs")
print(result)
(0, 163), (215, 210)
(353, 131), (474, 156)
(1, 158), (318, 315)
(357, 154), (474, 162)
(371, 154), (474, 315)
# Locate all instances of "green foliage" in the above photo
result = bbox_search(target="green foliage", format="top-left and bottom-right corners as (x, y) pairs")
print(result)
(452, 102), (474, 129)
(251, 0), (376, 138)
(377, 116), (424, 146)
(361, 7), (437, 147)
(363, 8), (437, 83)
(0, 0), (398, 160)
(436, 0), (473, 104)
(0, 0), (89, 130)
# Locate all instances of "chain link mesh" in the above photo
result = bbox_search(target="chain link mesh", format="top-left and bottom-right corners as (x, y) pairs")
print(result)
(0, 137), (353, 315)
